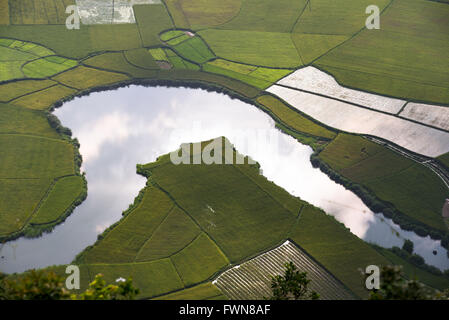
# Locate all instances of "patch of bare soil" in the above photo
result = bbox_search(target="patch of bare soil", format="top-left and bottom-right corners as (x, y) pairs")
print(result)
(156, 61), (172, 70)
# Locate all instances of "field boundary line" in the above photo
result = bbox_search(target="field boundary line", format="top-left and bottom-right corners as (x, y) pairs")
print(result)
(133, 204), (176, 262)
(7, 82), (59, 103)
(166, 257), (186, 287)
(122, 50), (161, 71)
(29, 174), (86, 226)
(289, 0), (310, 34)
(204, 0), (244, 31)
(287, 238), (359, 299)
(273, 83), (449, 134)
(309, 0), (396, 66)
(315, 62), (449, 94)
(231, 164), (299, 217)
(286, 204), (305, 237)
(151, 179), (232, 262)
(166, 232), (202, 260)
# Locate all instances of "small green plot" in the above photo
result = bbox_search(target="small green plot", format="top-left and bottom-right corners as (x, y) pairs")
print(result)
(31, 176), (85, 225)
(148, 48), (169, 62)
(173, 37), (215, 64)
(22, 57), (77, 78)
(168, 55), (199, 70)
(0, 38), (15, 47)
(6, 39), (54, 57)
(171, 233), (229, 287)
(0, 61), (25, 81)
(203, 59), (291, 89)
(248, 67), (291, 83)
(160, 30), (186, 41)
(203, 63), (269, 89)
(208, 59), (256, 74)
(167, 34), (191, 46)
(0, 46), (36, 61)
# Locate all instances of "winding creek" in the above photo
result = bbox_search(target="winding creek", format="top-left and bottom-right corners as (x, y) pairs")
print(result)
(1, 86), (448, 273)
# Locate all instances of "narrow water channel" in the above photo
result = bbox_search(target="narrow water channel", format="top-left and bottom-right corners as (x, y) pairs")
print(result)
(1, 86), (447, 273)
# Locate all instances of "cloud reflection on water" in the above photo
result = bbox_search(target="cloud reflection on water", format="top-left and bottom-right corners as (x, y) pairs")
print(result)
(0, 85), (447, 273)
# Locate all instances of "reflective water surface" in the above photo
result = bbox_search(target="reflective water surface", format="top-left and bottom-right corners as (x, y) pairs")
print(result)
(1, 86), (448, 273)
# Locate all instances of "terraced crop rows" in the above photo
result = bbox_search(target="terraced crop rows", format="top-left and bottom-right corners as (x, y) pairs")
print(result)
(213, 241), (355, 300)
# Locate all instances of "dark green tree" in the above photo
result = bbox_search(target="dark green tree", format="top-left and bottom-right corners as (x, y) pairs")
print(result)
(402, 239), (414, 254)
(267, 262), (319, 300)
(0, 270), (139, 300)
(0, 270), (70, 300)
(367, 265), (448, 300)
(76, 274), (139, 300)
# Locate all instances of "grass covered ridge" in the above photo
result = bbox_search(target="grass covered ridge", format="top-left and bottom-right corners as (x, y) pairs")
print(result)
(317, 134), (449, 232)
(69, 138), (436, 299)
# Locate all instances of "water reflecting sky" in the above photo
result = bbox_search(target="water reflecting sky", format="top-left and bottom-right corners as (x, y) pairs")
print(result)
(0, 86), (448, 273)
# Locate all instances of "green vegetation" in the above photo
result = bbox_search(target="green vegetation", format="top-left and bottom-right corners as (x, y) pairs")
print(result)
(172, 36), (215, 64)
(52, 66), (129, 90)
(0, 178), (51, 236)
(155, 68), (261, 98)
(167, 54), (200, 71)
(0, 0), (9, 25)
(84, 52), (159, 78)
(366, 265), (449, 300)
(203, 59), (291, 89)
(163, 0), (190, 28)
(167, 34), (191, 46)
(124, 48), (159, 70)
(0, 79), (56, 102)
(22, 56), (77, 78)
(165, 0), (241, 29)
(268, 262), (319, 300)
(160, 30), (186, 42)
(30, 175), (85, 225)
(0, 0), (448, 300)
(148, 48), (169, 62)
(256, 95), (336, 139)
(317, 134), (448, 232)
(218, 0), (307, 33)
(290, 204), (391, 298)
(9, 0), (75, 25)
(135, 207), (201, 262)
(133, 4), (173, 47)
(88, 24), (142, 52)
(67, 139), (428, 299)
(79, 186), (175, 264)
(0, 135), (74, 178)
(376, 247), (449, 291)
(199, 29), (302, 68)
(315, 0), (449, 104)
(293, 0), (390, 35)
(0, 103), (59, 138)
(291, 34), (349, 64)
(0, 133), (77, 240)
(171, 233), (229, 286)
(438, 153), (449, 169)
(0, 38), (58, 81)
(155, 282), (227, 300)
(1, 271), (140, 300)
(10, 84), (77, 110)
